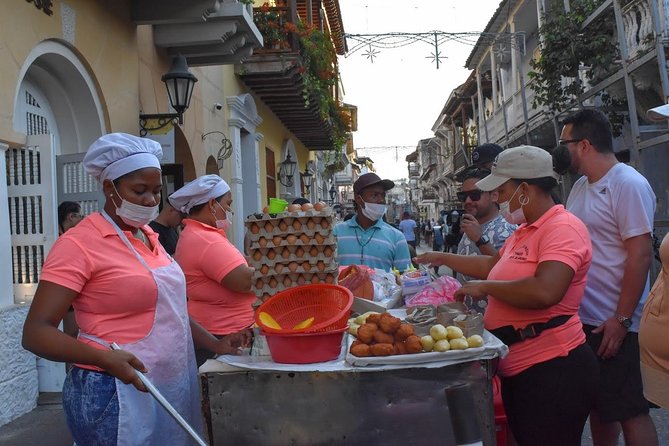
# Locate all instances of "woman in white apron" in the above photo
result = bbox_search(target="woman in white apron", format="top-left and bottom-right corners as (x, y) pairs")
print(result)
(23, 133), (241, 445)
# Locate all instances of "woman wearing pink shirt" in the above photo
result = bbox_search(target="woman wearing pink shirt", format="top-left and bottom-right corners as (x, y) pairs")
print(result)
(169, 175), (256, 366)
(22, 134), (240, 445)
(416, 146), (598, 446)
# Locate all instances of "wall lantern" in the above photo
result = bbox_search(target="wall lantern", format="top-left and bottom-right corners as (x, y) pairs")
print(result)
(301, 168), (313, 195)
(278, 153), (297, 187)
(139, 55), (198, 136)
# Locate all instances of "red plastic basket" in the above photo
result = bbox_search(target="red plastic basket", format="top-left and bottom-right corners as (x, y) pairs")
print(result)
(255, 284), (353, 334)
(262, 327), (347, 364)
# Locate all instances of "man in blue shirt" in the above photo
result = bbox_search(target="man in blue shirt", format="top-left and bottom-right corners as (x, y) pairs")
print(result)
(333, 173), (412, 272)
(398, 211), (418, 248)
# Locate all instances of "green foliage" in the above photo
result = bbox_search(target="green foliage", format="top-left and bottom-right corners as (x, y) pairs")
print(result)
(528, 0), (618, 110)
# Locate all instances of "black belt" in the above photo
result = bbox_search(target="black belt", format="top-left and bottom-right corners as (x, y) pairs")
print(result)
(490, 315), (573, 347)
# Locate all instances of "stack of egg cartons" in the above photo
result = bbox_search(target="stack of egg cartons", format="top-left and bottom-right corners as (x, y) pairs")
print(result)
(246, 207), (338, 302)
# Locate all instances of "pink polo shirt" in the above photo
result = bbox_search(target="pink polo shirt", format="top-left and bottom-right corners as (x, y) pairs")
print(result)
(40, 213), (174, 366)
(485, 205), (592, 377)
(174, 219), (255, 335)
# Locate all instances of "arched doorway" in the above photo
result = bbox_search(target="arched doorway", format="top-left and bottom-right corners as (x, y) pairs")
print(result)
(10, 40), (107, 392)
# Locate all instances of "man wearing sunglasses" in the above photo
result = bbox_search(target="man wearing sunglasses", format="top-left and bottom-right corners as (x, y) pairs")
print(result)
(455, 168), (516, 290)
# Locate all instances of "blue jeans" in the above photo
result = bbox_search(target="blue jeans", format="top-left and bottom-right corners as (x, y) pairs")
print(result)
(63, 367), (119, 445)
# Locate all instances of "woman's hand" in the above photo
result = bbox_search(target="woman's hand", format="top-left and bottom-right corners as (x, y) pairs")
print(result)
(454, 280), (488, 301)
(98, 349), (148, 392)
(413, 251), (446, 267)
(212, 329), (253, 356)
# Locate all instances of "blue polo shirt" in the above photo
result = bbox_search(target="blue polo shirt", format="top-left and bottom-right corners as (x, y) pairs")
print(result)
(333, 216), (412, 272)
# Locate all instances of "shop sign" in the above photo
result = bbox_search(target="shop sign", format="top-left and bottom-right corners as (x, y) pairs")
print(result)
(27, 0), (54, 16)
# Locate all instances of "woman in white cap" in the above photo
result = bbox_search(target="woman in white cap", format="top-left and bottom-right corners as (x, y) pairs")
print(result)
(169, 174), (256, 366)
(23, 133), (239, 445)
(415, 145), (598, 445)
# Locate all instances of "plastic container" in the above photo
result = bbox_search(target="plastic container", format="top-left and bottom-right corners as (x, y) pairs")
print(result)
(262, 327), (346, 364)
(493, 375), (509, 446)
(255, 284), (353, 334)
(268, 198), (288, 213)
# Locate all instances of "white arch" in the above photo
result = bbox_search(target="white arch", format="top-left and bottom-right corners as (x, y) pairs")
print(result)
(14, 39), (106, 153)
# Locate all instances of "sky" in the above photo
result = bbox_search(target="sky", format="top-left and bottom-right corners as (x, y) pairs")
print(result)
(338, 0), (502, 181)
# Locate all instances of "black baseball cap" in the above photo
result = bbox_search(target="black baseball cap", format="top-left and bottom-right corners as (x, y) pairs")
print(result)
(471, 143), (503, 167)
(353, 172), (395, 195)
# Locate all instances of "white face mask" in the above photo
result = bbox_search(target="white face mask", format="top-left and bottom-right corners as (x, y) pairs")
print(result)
(361, 202), (387, 221)
(112, 184), (159, 228)
(499, 185), (527, 225)
(214, 202), (233, 232)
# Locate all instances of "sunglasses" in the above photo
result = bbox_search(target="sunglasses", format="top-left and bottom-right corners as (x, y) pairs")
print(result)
(457, 190), (484, 202)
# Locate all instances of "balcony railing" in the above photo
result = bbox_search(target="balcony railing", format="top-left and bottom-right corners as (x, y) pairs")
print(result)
(621, 0), (654, 59)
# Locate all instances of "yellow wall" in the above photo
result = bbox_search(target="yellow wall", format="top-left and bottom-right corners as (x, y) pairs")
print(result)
(0, 0), (139, 145)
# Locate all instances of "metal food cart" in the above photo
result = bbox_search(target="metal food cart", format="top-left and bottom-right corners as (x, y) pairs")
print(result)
(199, 332), (506, 445)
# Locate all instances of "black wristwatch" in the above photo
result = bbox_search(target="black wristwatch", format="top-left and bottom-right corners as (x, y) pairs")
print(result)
(475, 235), (490, 247)
(615, 314), (632, 329)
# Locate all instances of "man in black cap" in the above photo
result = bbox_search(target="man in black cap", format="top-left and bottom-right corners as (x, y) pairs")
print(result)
(333, 173), (412, 272)
(471, 143), (504, 169)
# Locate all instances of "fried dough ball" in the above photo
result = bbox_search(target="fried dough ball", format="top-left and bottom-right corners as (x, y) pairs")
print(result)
(373, 330), (395, 344)
(366, 313), (382, 325)
(405, 335), (423, 354)
(370, 343), (395, 356)
(379, 313), (401, 334)
(356, 322), (378, 344)
(394, 323), (416, 342)
(394, 341), (408, 355)
(350, 339), (362, 348)
(350, 343), (372, 357)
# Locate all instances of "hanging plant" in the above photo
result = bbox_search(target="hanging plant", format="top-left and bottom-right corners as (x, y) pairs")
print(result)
(528, 0), (625, 133)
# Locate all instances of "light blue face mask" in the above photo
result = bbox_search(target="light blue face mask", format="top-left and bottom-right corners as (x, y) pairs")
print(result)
(361, 202), (387, 221)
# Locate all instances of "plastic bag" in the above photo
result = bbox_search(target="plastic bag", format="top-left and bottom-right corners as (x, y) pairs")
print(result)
(338, 265), (374, 299)
(405, 275), (462, 307)
(369, 269), (403, 308)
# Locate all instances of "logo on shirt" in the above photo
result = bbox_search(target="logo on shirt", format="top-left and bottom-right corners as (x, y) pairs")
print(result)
(599, 187), (607, 195)
(510, 244), (529, 260)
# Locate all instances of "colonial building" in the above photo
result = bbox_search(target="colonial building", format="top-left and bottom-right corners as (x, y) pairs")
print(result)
(0, 0), (351, 426)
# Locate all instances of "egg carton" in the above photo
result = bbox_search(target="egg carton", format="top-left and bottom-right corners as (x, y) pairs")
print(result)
(252, 259), (338, 279)
(248, 245), (337, 267)
(245, 207), (334, 223)
(247, 217), (334, 242)
(249, 230), (336, 250)
(253, 271), (339, 300)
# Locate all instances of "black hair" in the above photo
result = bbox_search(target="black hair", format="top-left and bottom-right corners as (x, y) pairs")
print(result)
(189, 194), (226, 215)
(462, 168), (492, 182)
(292, 197), (310, 205)
(58, 201), (81, 226)
(561, 109), (613, 153)
(510, 177), (559, 193)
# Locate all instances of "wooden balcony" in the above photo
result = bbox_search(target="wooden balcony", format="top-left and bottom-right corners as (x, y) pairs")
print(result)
(236, 1), (345, 150)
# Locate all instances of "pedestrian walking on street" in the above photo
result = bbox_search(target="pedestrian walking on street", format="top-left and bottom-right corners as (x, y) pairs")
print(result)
(398, 211), (418, 248)
(415, 146), (599, 445)
(562, 109), (659, 446)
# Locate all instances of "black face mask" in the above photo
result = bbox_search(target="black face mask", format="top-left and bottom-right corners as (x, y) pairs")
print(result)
(552, 145), (572, 175)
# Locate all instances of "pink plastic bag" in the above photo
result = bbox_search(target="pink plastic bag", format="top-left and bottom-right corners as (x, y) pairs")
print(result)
(405, 275), (462, 307)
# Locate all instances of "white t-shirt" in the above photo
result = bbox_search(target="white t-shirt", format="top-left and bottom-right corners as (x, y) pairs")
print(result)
(566, 163), (656, 332)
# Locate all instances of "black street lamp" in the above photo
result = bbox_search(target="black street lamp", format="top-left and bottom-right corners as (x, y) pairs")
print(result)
(278, 153), (297, 187)
(301, 168), (313, 196)
(139, 55), (198, 136)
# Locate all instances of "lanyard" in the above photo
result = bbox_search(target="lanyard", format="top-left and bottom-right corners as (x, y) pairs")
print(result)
(354, 226), (379, 264)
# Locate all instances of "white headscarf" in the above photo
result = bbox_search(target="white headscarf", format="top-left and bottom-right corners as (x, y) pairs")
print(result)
(83, 133), (162, 183)
(169, 175), (231, 214)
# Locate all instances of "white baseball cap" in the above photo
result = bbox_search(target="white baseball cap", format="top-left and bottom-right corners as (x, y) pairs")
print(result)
(647, 104), (669, 121)
(476, 145), (559, 191)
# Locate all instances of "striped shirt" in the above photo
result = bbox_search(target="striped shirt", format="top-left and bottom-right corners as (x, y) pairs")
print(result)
(333, 216), (412, 272)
